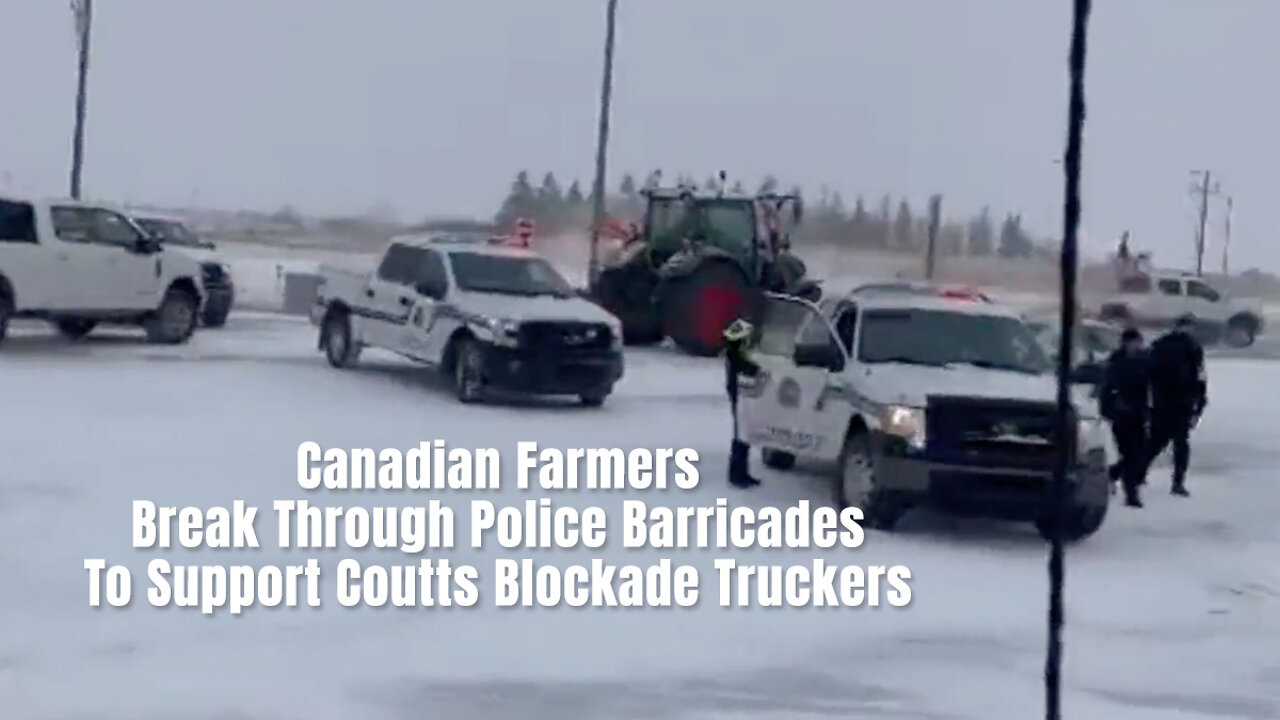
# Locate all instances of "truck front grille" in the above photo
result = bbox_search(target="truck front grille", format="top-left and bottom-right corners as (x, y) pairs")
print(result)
(518, 321), (613, 352)
(926, 395), (1067, 469)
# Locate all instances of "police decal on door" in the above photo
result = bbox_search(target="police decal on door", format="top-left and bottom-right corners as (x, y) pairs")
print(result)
(777, 377), (801, 407)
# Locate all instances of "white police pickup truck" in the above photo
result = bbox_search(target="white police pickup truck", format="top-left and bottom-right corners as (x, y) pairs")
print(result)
(312, 233), (625, 405)
(737, 288), (1110, 542)
(0, 195), (204, 344)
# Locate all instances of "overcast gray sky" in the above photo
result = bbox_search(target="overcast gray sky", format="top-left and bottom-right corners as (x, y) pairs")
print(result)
(1, 0), (1274, 269)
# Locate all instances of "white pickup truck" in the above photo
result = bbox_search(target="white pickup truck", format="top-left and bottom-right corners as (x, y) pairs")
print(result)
(738, 287), (1110, 542)
(311, 233), (625, 405)
(1097, 271), (1264, 347)
(132, 214), (235, 328)
(0, 195), (205, 344)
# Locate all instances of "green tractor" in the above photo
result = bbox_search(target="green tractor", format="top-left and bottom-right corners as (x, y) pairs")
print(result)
(589, 182), (814, 356)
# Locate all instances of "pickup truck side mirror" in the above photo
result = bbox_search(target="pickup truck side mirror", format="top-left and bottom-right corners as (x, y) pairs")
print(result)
(132, 236), (161, 254)
(794, 340), (844, 372)
(415, 280), (446, 300)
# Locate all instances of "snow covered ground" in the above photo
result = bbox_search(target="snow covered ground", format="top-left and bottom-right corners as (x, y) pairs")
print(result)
(1, 313), (1278, 720)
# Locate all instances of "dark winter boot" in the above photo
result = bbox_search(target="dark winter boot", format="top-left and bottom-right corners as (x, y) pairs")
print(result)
(1123, 484), (1143, 508)
(728, 440), (760, 489)
(1171, 482), (1189, 497)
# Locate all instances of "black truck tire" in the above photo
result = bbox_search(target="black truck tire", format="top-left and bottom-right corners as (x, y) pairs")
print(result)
(145, 286), (199, 344)
(321, 310), (361, 368)
(56, 319), (97, 340)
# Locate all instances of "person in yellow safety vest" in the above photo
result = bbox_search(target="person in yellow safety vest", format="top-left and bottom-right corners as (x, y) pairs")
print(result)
(723, 318), (761, 488)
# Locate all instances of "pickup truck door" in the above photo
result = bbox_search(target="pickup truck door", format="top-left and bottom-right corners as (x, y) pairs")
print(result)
(360, 244), (418, 347)
(2, 200), (73, 310)
(49, 206), (155, 310)
(89, 209), (159, 310)
(1145, 277), (1188, 324)
(738, 293), (851, 462)
(397, 249), (450, 361)
(1183, 278), (1230, 324)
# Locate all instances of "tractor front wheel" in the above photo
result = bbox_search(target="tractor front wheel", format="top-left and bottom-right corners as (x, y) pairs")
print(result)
(662, 262), (751, 357)
(592, 268), (663, 346)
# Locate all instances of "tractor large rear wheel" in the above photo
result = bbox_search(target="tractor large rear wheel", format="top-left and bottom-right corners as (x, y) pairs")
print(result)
(662, 262), (751, 357)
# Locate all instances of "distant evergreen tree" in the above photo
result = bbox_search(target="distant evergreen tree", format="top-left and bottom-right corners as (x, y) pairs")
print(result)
(968, 206), (995, 256)
(495, 170), (537, 226)
(894, 200), (914, 248)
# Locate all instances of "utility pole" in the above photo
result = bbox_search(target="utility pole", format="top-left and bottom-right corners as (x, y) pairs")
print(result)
(923, 194), (942, 280)
(587, 0), (619, 287)
(69, 0), (94, 199)
(1189, 170), (1220, 276)
(1222, 196), (1233, 276)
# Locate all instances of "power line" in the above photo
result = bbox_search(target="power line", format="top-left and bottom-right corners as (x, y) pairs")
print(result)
(1047, 0), (1092, 718)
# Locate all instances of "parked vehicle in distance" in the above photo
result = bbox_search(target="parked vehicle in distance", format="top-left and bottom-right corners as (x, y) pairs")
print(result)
(132, 214), (235, 327)
(312, 233), (625, 406)
(0, 195), (204, 344)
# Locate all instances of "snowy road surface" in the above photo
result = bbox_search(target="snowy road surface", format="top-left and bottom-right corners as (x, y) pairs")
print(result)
(1, 313), (1278, 720)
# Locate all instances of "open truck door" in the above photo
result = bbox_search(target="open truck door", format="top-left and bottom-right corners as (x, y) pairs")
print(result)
(738, 293), (849, 460)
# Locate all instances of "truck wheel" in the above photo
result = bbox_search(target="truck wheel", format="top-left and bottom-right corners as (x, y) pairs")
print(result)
(835, 431), (904, 530)
(0, 293), (11, 344)
(761, 448), (796, 470)
(321, 311), (361, 368)
(579, 390), (609, 407)
(662, 262), (750, 357)
(145, 287), (199, 344)
(1224, 314), (1258, 348)
(453, 339), (486, 404)
(1036, 503), (1106, 543)
(201, 307), (230, 328)
(56, 319), (97, 340)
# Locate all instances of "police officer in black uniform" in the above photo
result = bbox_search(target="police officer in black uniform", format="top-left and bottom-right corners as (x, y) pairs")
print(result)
(724, 318), (761, 488)
(1100, 327), (1151, 507)
(1145, 315), (1207, 496)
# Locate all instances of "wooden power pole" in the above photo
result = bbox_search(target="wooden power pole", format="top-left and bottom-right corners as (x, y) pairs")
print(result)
(587, 0), (619, 286)
(1190, 170), (1220, 276)
(69, 0), (94, 199)
(923, 194), (942, 280)
(1221, 196), (1233, 276)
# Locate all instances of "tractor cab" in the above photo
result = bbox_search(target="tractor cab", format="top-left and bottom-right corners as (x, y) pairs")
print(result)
(641, 188), (761, 275)
(588, 181), (808, 356)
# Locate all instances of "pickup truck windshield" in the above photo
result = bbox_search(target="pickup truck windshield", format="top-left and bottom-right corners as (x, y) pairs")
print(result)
(135, 218), (202, 247)
(449, 252), (575, 297)
(858, 308), (1050, 374)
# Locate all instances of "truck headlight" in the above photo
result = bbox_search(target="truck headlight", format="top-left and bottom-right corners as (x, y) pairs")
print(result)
(476, 318), (520, 347)
(881, 405), (926, 450)
(608, 322), (623, 350)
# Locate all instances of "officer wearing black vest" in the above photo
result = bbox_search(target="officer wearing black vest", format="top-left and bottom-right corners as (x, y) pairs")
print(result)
(724, 318), (761, 488)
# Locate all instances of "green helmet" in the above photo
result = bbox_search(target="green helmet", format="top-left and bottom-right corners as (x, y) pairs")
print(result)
(723, 318), (754, 343)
